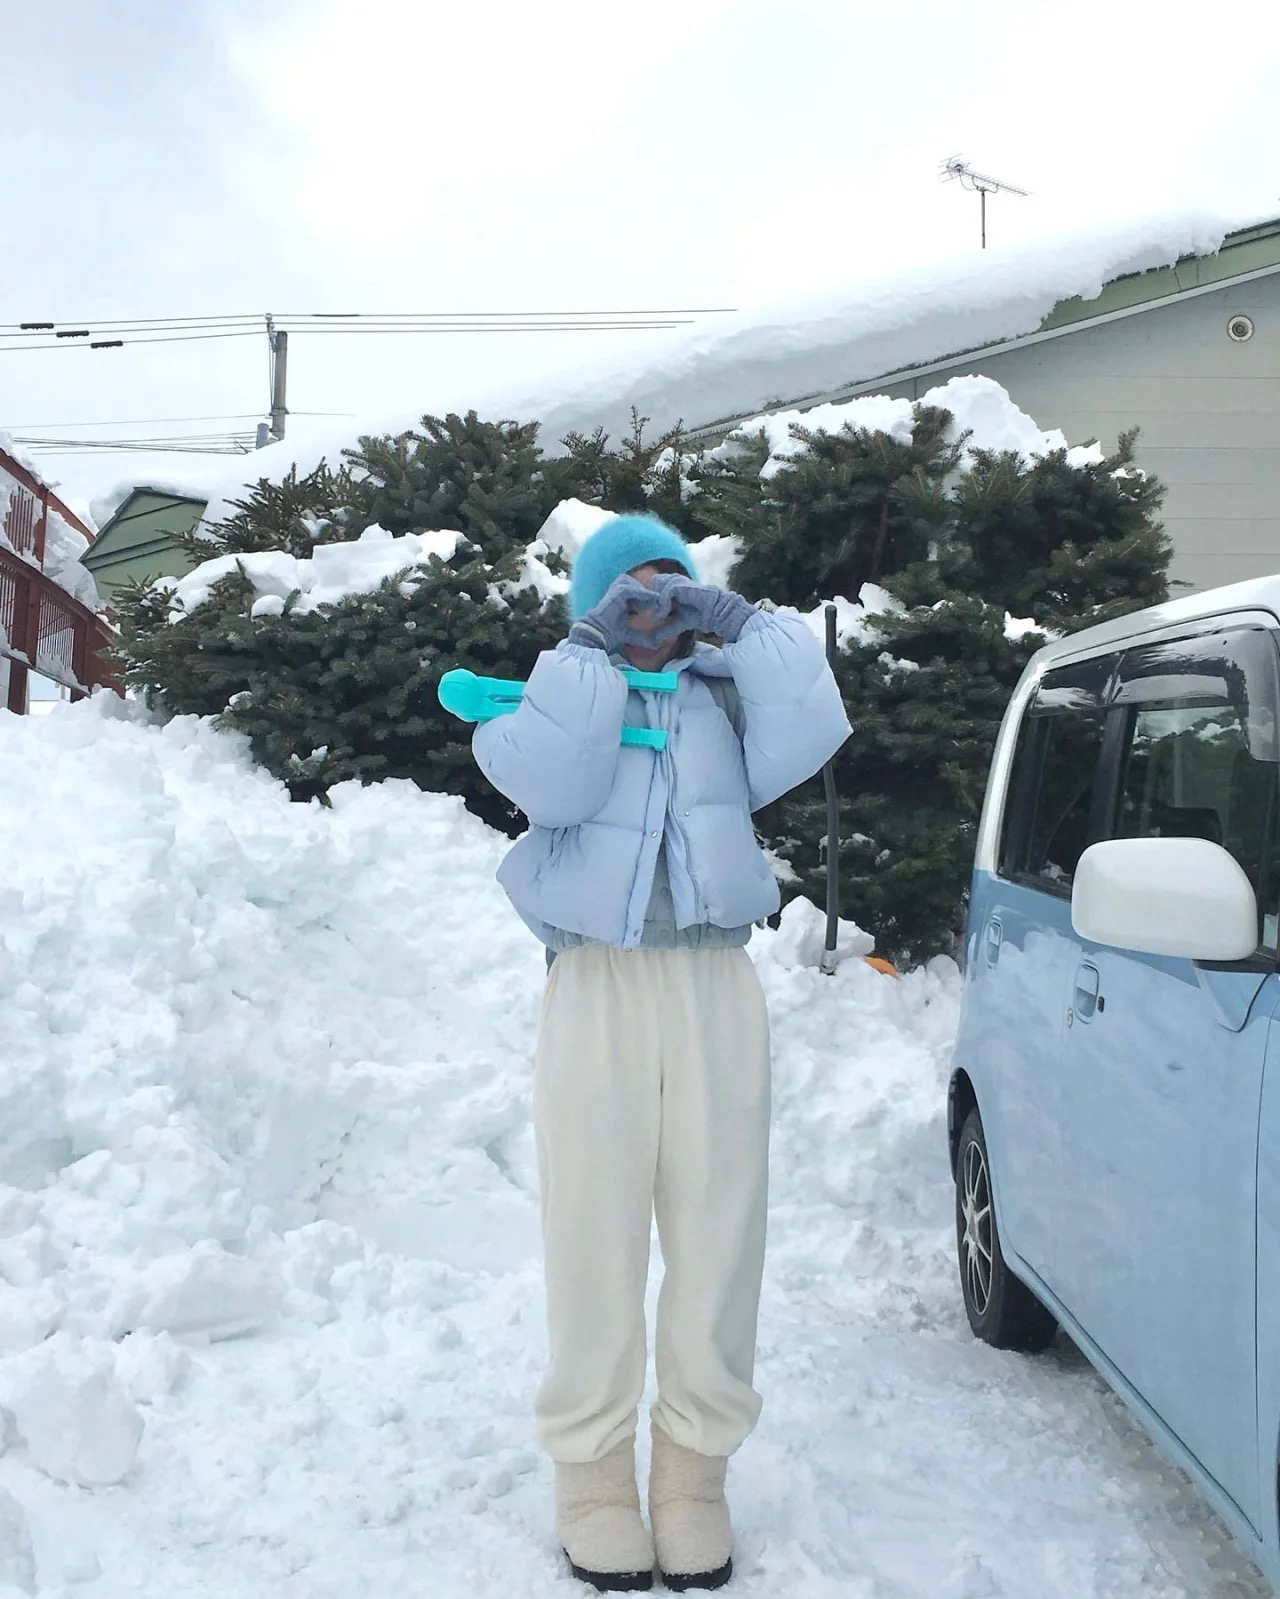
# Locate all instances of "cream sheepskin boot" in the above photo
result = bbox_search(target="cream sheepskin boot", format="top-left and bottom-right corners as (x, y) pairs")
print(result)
(555, 1435), (655, 1592)
(648, 1425), (733, 1591)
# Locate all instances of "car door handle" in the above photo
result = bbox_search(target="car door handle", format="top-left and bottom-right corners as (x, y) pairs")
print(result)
(1074, 962), (1101, 1022)
(985, 918), (1003, 967)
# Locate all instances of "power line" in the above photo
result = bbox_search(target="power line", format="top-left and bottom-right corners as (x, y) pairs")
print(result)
(269, 321), (694, 334)
(20, 436), (260, 456)
(0, 320), (698, 355)
(4, 411), (356, 429)
(17, 432), (259, 445)
(0, 330), (261, 353)
(0, 305), (735, 331)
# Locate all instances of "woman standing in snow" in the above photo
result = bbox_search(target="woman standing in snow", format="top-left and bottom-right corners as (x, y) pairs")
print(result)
(472, 514), (849, 1593)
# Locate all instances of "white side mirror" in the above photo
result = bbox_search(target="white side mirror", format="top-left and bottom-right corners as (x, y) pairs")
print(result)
(1072, 837), (1259, 963)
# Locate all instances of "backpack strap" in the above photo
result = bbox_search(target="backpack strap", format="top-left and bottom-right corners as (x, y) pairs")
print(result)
(705, 675), (743, 740)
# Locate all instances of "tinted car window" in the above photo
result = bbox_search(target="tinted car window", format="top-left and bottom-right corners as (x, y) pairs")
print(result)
(1000, 658), (1112, 893)
(1112, 628), (1280, 951)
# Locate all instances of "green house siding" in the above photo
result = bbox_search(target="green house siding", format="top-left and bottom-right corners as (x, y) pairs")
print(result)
(1041, 220), (1280, 333)
(84, 490), (207, 602)
(682, 217), (1280, 594)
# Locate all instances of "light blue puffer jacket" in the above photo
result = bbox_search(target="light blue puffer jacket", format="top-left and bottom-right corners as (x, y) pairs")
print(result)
(473, 608), (852, 949)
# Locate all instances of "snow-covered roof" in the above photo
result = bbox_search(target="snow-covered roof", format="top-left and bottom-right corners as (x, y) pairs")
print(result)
(91, 205), (1273, 532)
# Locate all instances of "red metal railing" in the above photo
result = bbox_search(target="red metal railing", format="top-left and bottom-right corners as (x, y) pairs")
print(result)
(3, 476), (41, 563)
(0, 448), (119, 713)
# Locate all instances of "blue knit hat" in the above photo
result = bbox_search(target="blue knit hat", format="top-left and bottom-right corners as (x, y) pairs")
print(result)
(569, 513), (698, 621)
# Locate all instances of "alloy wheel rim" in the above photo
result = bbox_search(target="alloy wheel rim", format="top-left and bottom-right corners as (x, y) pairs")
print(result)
(960, 1140), (994, 1316)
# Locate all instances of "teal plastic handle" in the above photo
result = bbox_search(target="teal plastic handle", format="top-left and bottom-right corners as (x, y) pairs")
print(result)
(437, 667), (672, 752)
(620, 668), (679, 692)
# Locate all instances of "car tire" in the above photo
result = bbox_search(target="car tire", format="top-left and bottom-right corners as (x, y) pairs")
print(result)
(956, 1109), (1057, 1353)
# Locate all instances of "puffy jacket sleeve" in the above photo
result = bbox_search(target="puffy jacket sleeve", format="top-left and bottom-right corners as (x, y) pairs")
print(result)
(721, 608), (852, 811)
(471, 642), (628, 827)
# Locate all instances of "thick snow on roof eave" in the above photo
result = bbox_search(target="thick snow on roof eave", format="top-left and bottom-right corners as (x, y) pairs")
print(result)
(91, 204), (1270, 532)
(522, 206), (1269, 446)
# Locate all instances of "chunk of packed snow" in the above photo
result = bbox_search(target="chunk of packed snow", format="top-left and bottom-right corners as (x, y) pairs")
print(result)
(163, 524), (460, 620)
(802, 585), (904, 650)
(719, 375), (1076, 481)
(7, 1354), (143, 1487)
(0, 447), (102, 612)
(535, 501), (739, 592)
(717, 393), (915, 481)
(768, 896), (875, 970)
(690, 532), (740, 590)
(0, 1485), (35, 1594)
(133, 1244), (279, 1343)
(534, 497), (617, 563)
(492, 538), (569, 606)
(41, 510), (100, 611)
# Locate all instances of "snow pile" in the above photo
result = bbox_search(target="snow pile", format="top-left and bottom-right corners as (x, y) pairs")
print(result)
(535, 497), (617, 565)
(492, 539), (570, 608)
(0, 443), (102, 614)
(161, 523), (461, 621)
(800, 583), (903, 650)
(0, 699), (1264, 1595)
(534, 498), (740, 594)
(40, 510), (100, 613)
(0, 433), (42, 482)
(160, 495), (749, 629)
(768, 897), (875, 971)
(716, 373), (1098, 480)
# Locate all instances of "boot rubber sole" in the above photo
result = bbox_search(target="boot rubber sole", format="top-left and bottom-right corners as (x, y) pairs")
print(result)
(564, 1552), (654, 1592)
(660, 1557), (733, 1592)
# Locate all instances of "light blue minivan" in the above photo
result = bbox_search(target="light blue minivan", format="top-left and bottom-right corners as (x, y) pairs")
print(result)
(951, 577), (1280, 1590)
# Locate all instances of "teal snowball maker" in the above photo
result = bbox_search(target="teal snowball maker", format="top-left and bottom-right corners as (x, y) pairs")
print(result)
(437, 667), (677, 750)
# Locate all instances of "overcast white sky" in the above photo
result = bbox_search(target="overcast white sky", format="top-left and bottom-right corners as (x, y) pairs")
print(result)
(2, 0), (1277, 510)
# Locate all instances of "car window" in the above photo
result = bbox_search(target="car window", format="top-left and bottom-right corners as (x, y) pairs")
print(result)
(1112, 629), (1280, 953)
(1000, 662), (1110, 893)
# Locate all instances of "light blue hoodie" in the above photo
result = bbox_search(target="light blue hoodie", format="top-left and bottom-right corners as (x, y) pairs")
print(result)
(473, 607), (851, 950)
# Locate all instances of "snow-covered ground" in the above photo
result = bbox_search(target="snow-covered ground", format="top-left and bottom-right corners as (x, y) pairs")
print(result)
(0, 698), (1267, 1598)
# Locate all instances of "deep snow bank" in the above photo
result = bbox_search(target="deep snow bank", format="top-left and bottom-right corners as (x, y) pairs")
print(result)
(2, 699), (1255, 1599)
(0, 696), (959, 1590)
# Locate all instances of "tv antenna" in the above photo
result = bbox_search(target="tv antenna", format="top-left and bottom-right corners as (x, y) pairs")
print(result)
(940, 156), (1030, 249)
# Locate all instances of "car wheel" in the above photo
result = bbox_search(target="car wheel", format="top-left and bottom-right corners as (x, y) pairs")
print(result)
(956, 1109), (1057, 1353)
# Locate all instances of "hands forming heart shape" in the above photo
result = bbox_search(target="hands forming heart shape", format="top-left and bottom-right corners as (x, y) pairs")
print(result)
(617, 572), (696, 647)
(571, 572), (756, 653)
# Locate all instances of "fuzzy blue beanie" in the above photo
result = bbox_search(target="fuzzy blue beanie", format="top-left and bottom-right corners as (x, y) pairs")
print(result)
(569, 513), (698, 621)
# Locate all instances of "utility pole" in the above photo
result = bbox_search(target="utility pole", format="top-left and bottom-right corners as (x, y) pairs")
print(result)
(268, 320), (288, 441)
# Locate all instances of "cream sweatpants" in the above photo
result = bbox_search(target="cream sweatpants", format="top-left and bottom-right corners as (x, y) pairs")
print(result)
(533, 944), (771, 1465)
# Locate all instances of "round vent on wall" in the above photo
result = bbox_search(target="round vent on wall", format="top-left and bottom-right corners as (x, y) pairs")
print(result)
(1227, 314), (1255, 342)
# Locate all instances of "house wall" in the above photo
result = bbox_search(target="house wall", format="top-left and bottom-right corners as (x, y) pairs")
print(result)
(83, 492), (206, 603)
(876, 274), (1280, 594)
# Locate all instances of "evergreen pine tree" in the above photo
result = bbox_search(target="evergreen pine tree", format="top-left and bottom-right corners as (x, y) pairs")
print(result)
(711, 411), (1171, 963)
(946, 429), (1171, 632)
(696, 406), (962, 604)
(115, 434), (568, 829)
(343, 411), (561, 551)
(178, 463), (356, 564)
(559, 409), (699, 536)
